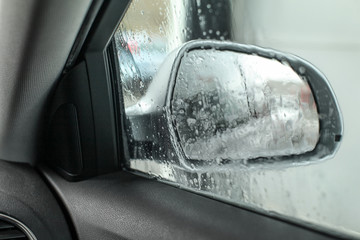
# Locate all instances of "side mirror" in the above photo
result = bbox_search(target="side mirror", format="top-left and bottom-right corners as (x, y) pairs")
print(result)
(123, 40), (342, 168)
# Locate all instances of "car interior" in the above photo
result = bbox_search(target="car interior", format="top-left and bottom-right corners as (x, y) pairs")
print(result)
(0, 0), (354, 239)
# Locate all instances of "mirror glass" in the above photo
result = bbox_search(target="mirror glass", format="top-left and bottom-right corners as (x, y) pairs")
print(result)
(171, 49), (319, 162)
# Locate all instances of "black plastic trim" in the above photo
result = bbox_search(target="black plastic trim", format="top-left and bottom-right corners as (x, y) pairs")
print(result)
(81, 0), (131, 174)
(0, 161), (72, 240)
(63, 0), (105, 74)
(83, 0), (131, 52)
(47, 62), (97, 180)
(40, 166), (344, 240)
(46, 0), (131, 179)
(107, 41), (128, 168)
(0, 214), (36, 240)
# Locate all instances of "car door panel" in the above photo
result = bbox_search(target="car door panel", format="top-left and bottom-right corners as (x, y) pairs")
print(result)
(40, 165), (340, 240)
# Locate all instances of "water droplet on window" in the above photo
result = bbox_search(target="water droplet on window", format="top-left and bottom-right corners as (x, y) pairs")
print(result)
(299, 66), (306, 74)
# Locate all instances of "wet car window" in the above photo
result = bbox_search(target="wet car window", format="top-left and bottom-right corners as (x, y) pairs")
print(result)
(113, 0), (359, 237)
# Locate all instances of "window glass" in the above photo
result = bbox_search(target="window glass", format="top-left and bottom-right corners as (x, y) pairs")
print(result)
(113, 0), (360, 237)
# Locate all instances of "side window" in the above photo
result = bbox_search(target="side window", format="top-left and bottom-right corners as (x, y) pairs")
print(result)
(112, 0), (357, 238)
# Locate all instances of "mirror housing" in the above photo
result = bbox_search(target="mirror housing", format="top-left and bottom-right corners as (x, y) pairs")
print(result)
(124, 40), (343, 167)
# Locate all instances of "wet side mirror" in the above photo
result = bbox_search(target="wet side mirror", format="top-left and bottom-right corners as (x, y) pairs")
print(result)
(124, 40), (342, 167)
